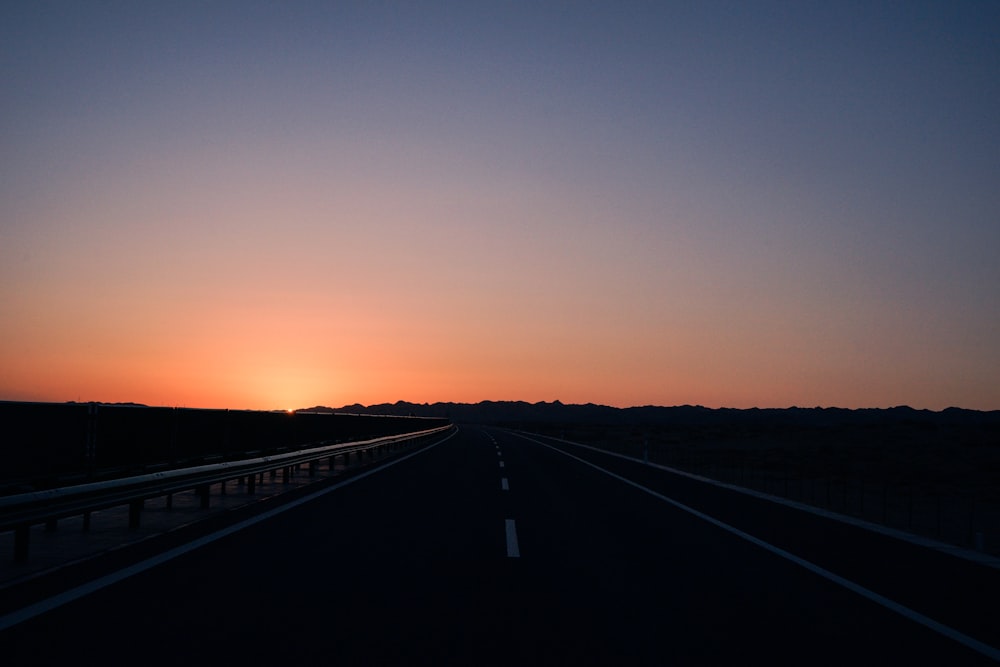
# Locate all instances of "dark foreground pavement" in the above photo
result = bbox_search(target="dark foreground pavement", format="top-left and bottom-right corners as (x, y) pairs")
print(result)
(1, 426), (997, 665)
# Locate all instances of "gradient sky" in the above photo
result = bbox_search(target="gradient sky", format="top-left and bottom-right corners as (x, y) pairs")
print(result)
(2, 2), (998, 411)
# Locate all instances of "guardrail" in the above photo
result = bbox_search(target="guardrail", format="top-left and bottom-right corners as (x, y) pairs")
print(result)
(0, 402), (450, 492)
(0, 424), (454, 563)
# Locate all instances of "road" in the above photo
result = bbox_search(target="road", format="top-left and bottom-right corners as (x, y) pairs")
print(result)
(1, 425), (998, 665)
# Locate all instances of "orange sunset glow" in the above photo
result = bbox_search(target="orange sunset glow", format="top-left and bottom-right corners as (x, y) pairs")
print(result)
(2, 4), (998, 411)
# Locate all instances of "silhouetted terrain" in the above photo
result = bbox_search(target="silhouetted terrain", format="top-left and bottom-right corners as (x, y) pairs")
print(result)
(303, 399), (1000, 433)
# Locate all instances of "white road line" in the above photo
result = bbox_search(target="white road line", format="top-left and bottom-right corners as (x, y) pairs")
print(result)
(511, 432), (1000, 662)
(499, 461), (505, 468)
(497, 451), (502, 457)
(505, 519), (520, 558)
(513, 431), (1000, 570)
(0, 428), (460, 633)
(501, 477), (509, 491)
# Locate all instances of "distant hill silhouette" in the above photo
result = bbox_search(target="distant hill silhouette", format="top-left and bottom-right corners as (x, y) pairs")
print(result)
(298, 401), (1000, 428)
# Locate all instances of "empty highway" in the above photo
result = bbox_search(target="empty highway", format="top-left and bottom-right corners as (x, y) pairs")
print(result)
(2, 426), (998, 665)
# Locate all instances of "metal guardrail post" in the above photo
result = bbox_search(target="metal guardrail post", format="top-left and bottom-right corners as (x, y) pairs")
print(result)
(14, 525), (29, 563)
(128, 500), (143, 529)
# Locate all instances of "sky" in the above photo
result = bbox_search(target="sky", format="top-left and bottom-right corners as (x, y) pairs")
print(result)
(2, 2), (999, 411)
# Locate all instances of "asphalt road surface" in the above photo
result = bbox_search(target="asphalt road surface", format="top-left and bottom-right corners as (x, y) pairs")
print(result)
(2, 425), (998, 665)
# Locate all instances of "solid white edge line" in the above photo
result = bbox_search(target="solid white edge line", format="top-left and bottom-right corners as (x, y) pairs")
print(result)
(505, 519), (520, 558)
(0, 427), (460, 633)
(514, 430), (1000, 570)
(511, 432), (1000, 662)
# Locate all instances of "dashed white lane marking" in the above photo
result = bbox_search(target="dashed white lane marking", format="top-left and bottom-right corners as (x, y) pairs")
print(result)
(512, 432), (1000, 663)
(0, 428), (461, 633)
(499, 461), (505, 468)
(497, 451), (502, 457)
(501, 477), (509, 491)
(505, 519), (520, 558)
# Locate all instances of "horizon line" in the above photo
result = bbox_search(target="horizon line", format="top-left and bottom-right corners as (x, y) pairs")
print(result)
(2, 398), (996, 414)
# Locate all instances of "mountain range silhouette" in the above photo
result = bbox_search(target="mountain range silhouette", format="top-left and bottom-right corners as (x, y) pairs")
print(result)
(298, 401), (1000, 428)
